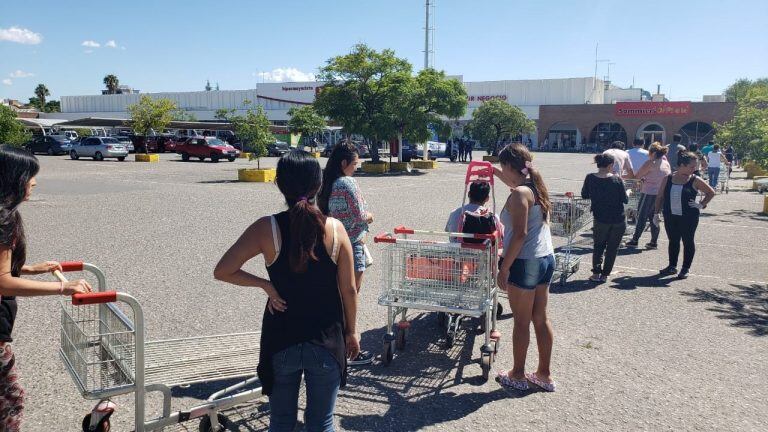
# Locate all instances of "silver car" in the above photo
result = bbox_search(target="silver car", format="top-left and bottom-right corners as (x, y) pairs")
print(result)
(70, 137), (129, 161)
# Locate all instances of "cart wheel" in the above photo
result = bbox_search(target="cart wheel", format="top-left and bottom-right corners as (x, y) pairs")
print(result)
(395, 327), (407, 350)
(199, 413), (228, 432)
(82, 414), (110, 432)
(436, 312), (447, 329)
(382, 339), (395, 365)
(480, 352), (493, 381)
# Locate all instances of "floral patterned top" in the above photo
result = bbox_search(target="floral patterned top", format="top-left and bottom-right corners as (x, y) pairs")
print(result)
(327, 176), (368, 244)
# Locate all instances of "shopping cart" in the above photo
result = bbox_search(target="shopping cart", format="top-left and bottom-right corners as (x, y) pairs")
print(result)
(623, 179), (642, 236)
(373, 227), (501, 381)
(54, 262), (264, 432)
(717, 164), (731, 194)
(549, 193), (593, 284)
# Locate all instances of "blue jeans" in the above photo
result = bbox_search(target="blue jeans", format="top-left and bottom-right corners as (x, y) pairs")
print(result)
(352, 242), (366, 272)
(269, 343), (341, 432)
(707, 167), (720, 189)
(506, 254), (556, 289)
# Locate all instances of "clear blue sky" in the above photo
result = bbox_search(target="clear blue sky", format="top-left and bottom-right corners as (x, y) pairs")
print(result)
(1, 0), (766, 103)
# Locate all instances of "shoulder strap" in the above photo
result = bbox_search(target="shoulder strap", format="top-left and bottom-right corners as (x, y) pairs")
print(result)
(267, 216), (280, 267)
(331, 219), (340, 265)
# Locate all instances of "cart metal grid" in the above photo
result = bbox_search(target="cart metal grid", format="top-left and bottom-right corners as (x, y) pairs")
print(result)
(549, 193), (592, 284)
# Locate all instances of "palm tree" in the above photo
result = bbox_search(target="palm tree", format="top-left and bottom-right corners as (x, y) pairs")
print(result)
(34, 84), (50, 110)
(103, 74), (119, 94)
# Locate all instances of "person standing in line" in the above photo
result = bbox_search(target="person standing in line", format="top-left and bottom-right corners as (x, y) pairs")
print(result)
(603, 141), (635, 179)
(466, 139), (474, 162)
(701, 141), (714, 156)
(725, 144), (736, 170)
(0, 146), (92, 432)
(666, 134), (688, 169)
(493, 144), (557, 392)
(215, 151), (360, 432)
(706, 145), (728, 189)
(655, 151), (716, 280)
(688, 143), (708, 177)
(627, 138), (649, 174)
(626, 143), (671, 249)
(458, 138), (466, 163)
(317, 142), (375, 366)
(581, 153), (628, 282)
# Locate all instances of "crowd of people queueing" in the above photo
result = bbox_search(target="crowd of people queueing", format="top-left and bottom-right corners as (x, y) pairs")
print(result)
(0, 135), (729, 430)
(582, 135), (720, 283)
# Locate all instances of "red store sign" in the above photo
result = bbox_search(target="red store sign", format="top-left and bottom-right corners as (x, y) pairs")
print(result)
(615, 101), (691, 117)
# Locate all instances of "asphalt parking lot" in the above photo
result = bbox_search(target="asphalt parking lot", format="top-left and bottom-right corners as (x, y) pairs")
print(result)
(15, 151), (768, 431)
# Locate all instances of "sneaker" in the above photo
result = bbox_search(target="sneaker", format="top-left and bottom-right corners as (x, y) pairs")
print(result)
(677, 268), (690, 279)
(659, 266), (677, 276)
(625, 240), (639, 248)
(348, 351), (374, 366)
(646, 242), (658, 249)
(589, 273), (602, 282)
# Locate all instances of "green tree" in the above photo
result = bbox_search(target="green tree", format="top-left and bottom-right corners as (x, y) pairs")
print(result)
(103, 74), (119, 94)
(228, 101), (272, 169)
(127, 95), (177, 154)
(315, 44), (412, 162)
(716, 81), (768, 169)
(724, 78), (768, 103)
(34, 84), (50, 109)
(214, 108), (234, 121)
(172, 108), (198, 121)
(44, 100), (60, 113)
(386, 68), (467, 160)
(0, 105), (31, 147)
(466, 99), (535, 156)
(287, 105), (326, 150)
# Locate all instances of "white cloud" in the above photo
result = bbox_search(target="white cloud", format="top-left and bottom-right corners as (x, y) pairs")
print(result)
(81, 40), (100, 48)
(255, 68), (315, 83)
(2, 79), (12, 86)
(83, 50), (94, 54)
(105, 40), (117, 48)
(9, 70), (34, 78)
(0, 27), (43, 45)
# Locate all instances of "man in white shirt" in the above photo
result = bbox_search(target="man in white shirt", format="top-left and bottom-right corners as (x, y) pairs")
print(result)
(603, 141), (635, 179)
(627, 138), (649, 172)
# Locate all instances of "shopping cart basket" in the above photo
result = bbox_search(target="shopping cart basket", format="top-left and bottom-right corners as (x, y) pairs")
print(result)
(55, 262), (264, 432)
(374, 227), (501, 381)
(549, 193), (593, 284)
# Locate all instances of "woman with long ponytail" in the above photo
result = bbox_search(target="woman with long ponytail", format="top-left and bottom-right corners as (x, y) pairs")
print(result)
(493, 144), (558, 392)
(215, 150), (360, 431)
(0, 145), (91, 431)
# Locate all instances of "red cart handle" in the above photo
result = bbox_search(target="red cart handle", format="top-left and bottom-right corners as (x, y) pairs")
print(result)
(465, 161), (495, 186)
(72, 291), (117, 305)
(60, 261), (84, 272)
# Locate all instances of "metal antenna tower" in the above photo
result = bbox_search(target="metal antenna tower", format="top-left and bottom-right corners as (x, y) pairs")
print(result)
(424, 0), (435, 69)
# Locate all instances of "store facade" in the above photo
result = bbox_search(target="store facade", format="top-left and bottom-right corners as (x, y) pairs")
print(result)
(537, 101), (736, 151)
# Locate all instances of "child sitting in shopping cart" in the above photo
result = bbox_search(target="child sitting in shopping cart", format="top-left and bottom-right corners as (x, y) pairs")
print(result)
(444, 181), (504, 243)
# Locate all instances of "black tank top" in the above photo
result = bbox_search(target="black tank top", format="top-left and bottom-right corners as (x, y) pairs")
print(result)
(663, 174), (700, 218)
(258, 211), (346, 395)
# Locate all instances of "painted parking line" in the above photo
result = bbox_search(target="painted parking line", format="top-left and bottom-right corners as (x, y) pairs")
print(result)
(613, 265), (766, 285)
(698, 222), (768, 230)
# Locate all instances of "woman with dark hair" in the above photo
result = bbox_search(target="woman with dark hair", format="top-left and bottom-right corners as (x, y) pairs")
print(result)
(215, 150), (360, 431)
(654, 151), (716, 279)
(0, 145), (91, 431)
(493, 144), (557, 392)
(581, 153), (628, 283)
(626, 142), (671, 249)
(317, 141), (374, 366)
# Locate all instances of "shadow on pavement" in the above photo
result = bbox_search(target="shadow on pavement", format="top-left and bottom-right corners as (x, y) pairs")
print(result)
(197, 179), (242, 184)
(608, 273), (674, 290)
(338, 313), (530, 431)
(680, 283), (768, 337)
(719, 209), (768, 223)
(551, 279), (599, 294)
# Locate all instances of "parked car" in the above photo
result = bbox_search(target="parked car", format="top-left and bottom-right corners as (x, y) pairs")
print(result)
(176, 137), (240, 162)
(131, 134), (174, 153)
(267, 141), (291, 156)
(26, 135), (73, 155)
(321, 140), (371, 158)
(51, 130), (79, 142)
(415, 141), (448, 160)
(69, 137), (129, 161)
(112, 134), (135, 153)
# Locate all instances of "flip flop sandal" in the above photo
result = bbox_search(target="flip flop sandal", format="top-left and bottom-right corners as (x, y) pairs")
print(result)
(525, 372), (556, 392)
(496, 371), (529, 390)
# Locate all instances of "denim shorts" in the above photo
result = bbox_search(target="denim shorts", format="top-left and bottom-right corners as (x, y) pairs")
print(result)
(352, 242), (366, 272)
(505, 254), (556, 290)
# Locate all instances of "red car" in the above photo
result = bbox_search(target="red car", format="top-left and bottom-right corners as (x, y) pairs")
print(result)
(176, 137), (240, 162)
